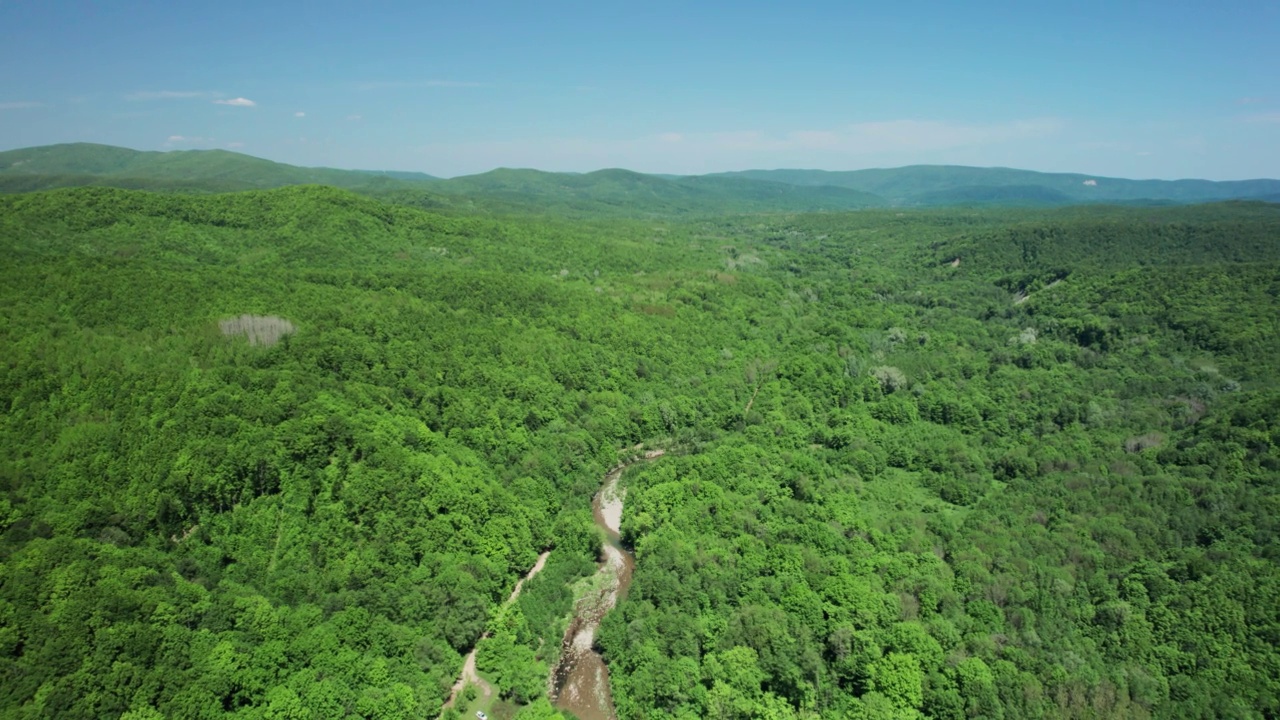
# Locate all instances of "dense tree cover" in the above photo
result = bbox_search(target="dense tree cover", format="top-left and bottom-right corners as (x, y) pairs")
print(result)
(706, 167), (1280, 205)
(1, 144), (887, 217)
(8, 143), (1280, 217)
(1, 186), (1278, 719)
(597, 203), (1280, 719)
(0, 186), (728, 718)
(0, 143), (439, 193)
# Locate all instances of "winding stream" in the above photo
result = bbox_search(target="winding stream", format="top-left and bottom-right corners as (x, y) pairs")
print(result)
(549, 449), (664, 720)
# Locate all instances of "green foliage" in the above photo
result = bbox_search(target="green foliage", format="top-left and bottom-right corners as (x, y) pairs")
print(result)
(708, 166), (1280, 205)
(2, 183), (1279, 720)
(9, 143), (1279, 218)
(0, 143), (884, 218)
(0, 142), (439, 194)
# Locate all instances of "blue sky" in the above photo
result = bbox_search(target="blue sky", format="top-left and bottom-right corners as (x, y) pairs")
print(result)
(1, 0), (1277, 178)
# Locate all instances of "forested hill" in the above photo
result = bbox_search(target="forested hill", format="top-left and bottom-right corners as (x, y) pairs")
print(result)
(0, 143), (441, 193)
(0, 144), (884, 216)
(431, 167), (885, 215)
(1, 185), (1279, 719)
(706, 166), (1280, 206)
(6, 143), (1280, 214)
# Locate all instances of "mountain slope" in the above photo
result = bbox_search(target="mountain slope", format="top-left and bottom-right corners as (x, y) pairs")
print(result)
(2, 186), (1279, 718)
(5, 143), (1279, 214)
(0, 144), (887, 216)
(438, 166), (885, 215)
(708, 166), (1280, 205)
(0, 142), (439, 192)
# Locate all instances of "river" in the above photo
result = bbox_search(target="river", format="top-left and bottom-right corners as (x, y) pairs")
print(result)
(549, 449), (663, 720)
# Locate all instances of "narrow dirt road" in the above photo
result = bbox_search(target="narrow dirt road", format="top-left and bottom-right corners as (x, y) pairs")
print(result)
(442, 550), (552, 711)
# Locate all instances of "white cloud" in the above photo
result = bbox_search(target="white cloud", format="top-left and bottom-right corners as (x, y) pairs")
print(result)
(127, 90), (211, 101)
(294, 111), (306, 117)
(427, 80), (483, 87)
(214, 97), (256, 107)
(347, 114), (362, 121)
(1241, 112), (1280, 124)
(1076, 140), (1132, 152)
(357, 79), (485, 90)
(226, 142), (245, 149)
(164, 135), (214, 146)
(0, 101), (43, 110)
(412, 118), (1068, 176)
(756, 118), (1066, 154)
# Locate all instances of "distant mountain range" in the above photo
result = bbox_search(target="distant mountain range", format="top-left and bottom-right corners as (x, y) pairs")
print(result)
(2, 142), (1277, 216)
(706, 167), (1280, 206)
(0, 143), (438, 193)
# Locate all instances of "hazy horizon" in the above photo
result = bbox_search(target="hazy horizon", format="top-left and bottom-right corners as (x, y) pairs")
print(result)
(8, 140), (1280, 184)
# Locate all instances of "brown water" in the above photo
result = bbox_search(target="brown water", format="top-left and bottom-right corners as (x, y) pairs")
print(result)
(549, 450), (662, 720)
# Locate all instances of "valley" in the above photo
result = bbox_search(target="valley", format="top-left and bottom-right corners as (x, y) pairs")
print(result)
(0, 147), (1277, 719)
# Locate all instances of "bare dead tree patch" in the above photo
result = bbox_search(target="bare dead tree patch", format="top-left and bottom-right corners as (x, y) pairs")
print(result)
(219, 314), (296, 347)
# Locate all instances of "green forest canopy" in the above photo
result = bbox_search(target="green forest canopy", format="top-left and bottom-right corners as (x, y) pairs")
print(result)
(1, 184), (1278, 719)
(5, 143), (1280, 214)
